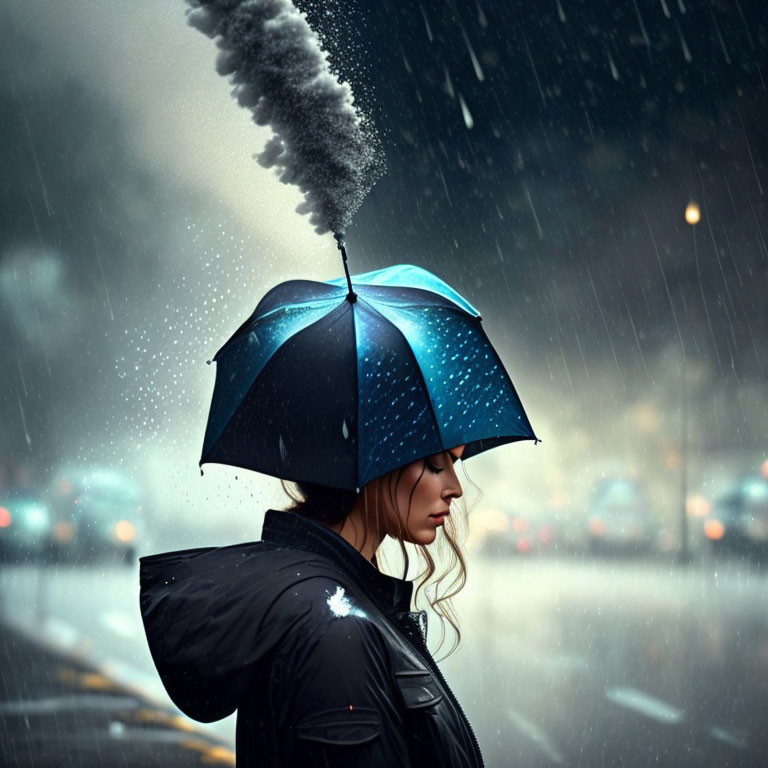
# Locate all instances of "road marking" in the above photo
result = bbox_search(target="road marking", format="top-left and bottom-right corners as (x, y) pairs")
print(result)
(100, 610), (140, 638)
(101, 657), (169, 704)
(0, 694), (140, 714)
(506, 709), (566, 764)
(605, 687), (684, 724)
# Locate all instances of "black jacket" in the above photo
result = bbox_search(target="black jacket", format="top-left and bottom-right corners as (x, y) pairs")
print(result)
(139, 509), (484, 767)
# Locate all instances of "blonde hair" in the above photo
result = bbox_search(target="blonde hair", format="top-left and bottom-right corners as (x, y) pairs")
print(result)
(282, 459), (480, 659)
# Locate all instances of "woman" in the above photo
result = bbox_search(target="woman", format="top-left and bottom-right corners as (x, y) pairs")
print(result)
(139, 443), (484, 767)
(141, 263), (537, 766)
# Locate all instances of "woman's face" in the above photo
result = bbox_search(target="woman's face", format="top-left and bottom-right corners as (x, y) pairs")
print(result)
(389, 444), (465, 546)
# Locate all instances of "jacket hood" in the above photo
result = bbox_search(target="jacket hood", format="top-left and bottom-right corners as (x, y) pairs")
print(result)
(139, 509), (413, 722)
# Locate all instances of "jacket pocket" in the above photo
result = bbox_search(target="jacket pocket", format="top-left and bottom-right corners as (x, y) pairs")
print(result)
(394, 669), (444, 710)
(296, 707), (381, 746)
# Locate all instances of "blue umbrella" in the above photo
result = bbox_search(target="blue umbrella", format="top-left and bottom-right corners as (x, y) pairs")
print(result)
(201, 264), (537, 491)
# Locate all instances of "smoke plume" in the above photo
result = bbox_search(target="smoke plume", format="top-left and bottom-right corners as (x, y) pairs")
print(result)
(185, 0), (385, 235)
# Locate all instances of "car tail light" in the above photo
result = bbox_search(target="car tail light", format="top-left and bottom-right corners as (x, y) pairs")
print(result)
(704, 519), (726, 541)
(516, 537), (533, 553)
(588, 517), (606, 536)
(0, 507), (11, 528)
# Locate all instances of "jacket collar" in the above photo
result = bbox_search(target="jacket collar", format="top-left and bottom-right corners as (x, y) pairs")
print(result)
(262, 509), (413, 615)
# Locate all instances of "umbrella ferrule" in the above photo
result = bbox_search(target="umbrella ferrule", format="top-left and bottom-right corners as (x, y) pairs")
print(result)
(335, 231), (357, 303)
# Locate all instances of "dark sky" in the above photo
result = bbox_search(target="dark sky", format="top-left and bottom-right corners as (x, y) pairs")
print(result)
(1, 0), (766, 515)
(301, 0), (768, 466)
(303, 0), (768, 375)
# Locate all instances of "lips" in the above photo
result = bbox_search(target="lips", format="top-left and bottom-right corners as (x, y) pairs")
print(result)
(429, 509), (450, 523)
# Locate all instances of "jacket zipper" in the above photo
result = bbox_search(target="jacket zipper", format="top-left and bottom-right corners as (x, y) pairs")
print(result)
(417, 641), (485, 768)
(395, 618), (484, 768)
(346, 572), (484, 767)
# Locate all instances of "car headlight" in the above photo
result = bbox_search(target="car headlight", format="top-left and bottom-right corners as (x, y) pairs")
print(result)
(114, 520), (136, 542)
(24, 506), (50, 531)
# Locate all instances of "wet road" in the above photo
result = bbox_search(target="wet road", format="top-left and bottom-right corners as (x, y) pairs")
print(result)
(446, 557), (767, 767)
(1, 555), (766, 767)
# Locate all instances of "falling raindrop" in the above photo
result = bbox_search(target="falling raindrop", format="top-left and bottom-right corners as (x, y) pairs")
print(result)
(523, 183), (543, 239)
(641, 204), (685, 360)
(632, 0), (651, 56)
(443, 65), (455, 99)
(710, 12), (731, 64)
(675, 22), (692, 63)
(418, 4), (433, 43)
(21, 113), (53, 217)
(520, 27), (546, 104)
(458, 94), (474, 130)
(477, 2), (488, 28)
(342, 419), (349, 439)
(17, 356), (28, 398)
(87, 215), (115, 322)
(607, 48), (620, 80)
(734, 0), (755, 50)
(556, 0), (566, 23)
(17, 394), (32, 449)
(400, 46), (412, 74)
(736, 108), (764, 195)
(462, 29), (485, 82)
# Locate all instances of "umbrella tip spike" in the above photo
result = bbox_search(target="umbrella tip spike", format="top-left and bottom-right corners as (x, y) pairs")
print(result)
(334, 231), (356, 303)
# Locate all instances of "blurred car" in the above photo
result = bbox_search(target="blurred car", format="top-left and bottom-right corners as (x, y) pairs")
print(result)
(706, 474), (768, 560)
(585, 478), (657, 555)
(48, 467), (145, 565)
(476, 509), (558, 557)
(0, 494), (52, 563)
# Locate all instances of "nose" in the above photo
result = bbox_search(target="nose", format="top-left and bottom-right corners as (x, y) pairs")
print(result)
(443, 460), (463, 501)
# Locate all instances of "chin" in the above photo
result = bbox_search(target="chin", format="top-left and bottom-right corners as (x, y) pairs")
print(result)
(406, 528), (438, 547)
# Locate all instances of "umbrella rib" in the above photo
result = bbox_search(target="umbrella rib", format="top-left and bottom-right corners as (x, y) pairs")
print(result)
(328, 269), (480, 316)
(253, 295), (344, 323)
(356, 285), (480, 317)
(350, 297), (361, 492)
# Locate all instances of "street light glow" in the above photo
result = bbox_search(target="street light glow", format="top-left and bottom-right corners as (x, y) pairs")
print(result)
(685, 201), (701, 225)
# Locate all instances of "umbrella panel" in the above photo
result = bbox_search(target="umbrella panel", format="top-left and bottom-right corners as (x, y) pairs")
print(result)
(203, 301), (359, 490)
(354, 300), (442, 488)
(202, 297), (342, 460)
(367, 302), (537, 451)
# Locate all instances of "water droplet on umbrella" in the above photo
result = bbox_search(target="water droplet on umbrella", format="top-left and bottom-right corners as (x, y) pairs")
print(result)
(342, 419), (349, 439)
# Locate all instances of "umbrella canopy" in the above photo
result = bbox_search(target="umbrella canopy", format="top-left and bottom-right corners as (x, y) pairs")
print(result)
(202, 264), (537, 491)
